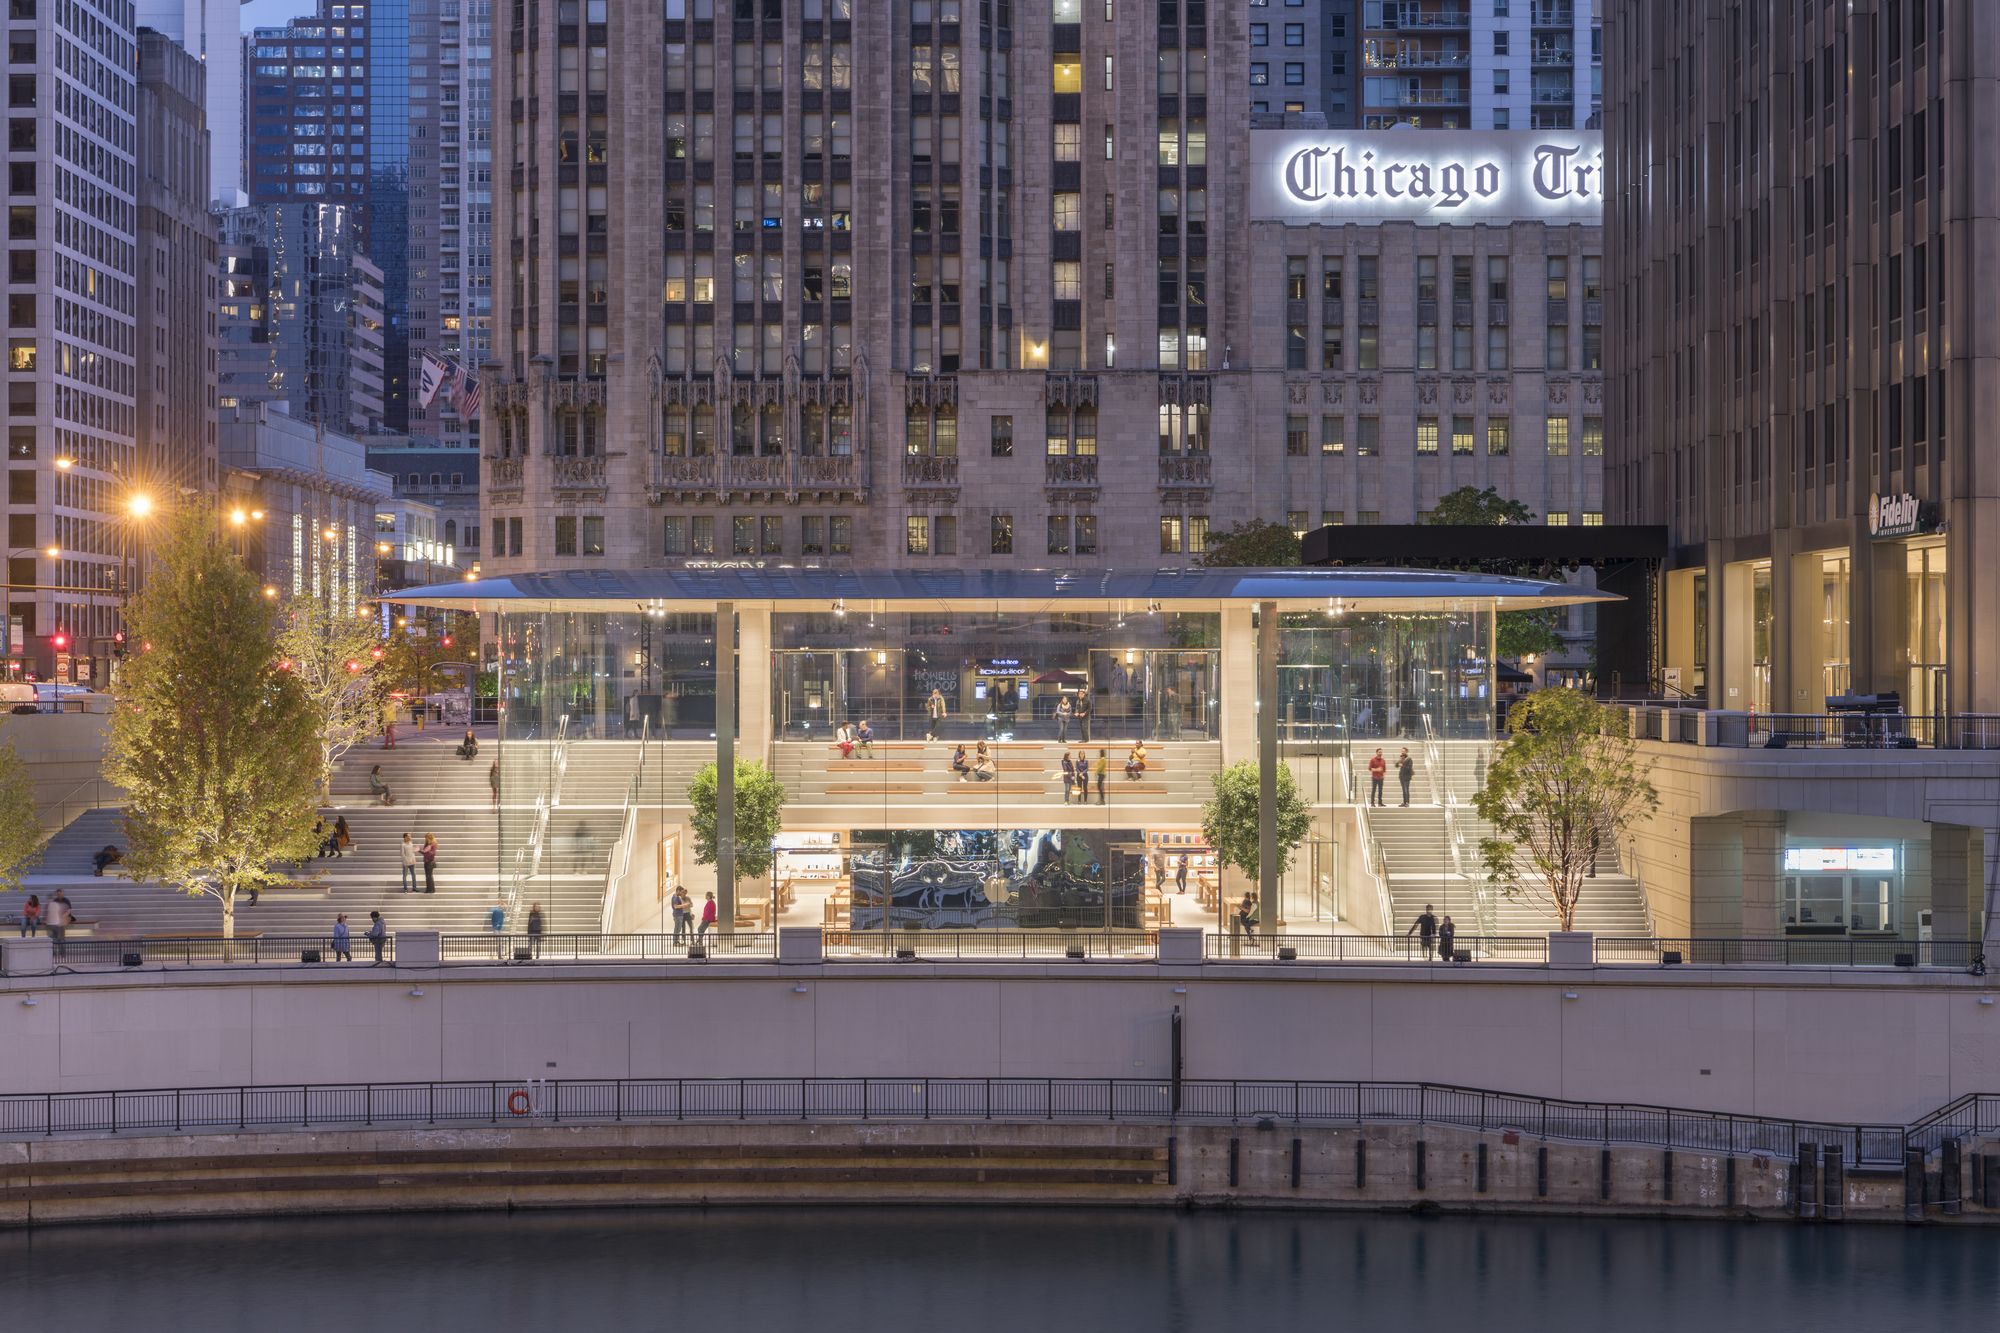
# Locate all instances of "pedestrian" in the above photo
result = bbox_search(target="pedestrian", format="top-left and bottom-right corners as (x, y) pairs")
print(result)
(951, 743), (971, 780)
(1367, 748), (1386, 807)
(1588, 824), (1600, 878)
(400, 832), (419, 892)
(1054, 694), (1072, 743)
(926, 687), (947, 740)
(835, 721), (855, 759)
(332, 913), (352, 963)
(1438, 914), (1458, 963)
(1059, 749), (1076, 803)
(1396, 747), (1415, 807)
(370, 764), (395, 806)
(527, 902), (545, 958)
(1236, 892), (1259, 942)
(670, 884), (693, 943)
(1075, 694), (1092, 743)
(1175, 853), (1189, 895)
(697, 890), (718, 941)
(455, 728), (479, 760)
(489, 759), (500, 806)
(92, 843), (122, 876)
(333, 814), (352, 856)
(855, 718), (875, 756)
(19, 894), (39, 936)
(44, 889), (71, 959)
(421, 833), (439, 893)
(1408, 903), (1438, 961)
(366, 909), (387, 964)
(488, 899), (506, 954)
(1124, 741), (1148, 780)
(1163, 685), (1181, 740)
(381, 698), (398, 748)
(1094, 749), (1108, 805)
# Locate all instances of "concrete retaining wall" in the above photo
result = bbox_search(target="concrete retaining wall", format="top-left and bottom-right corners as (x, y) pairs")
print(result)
(0, 1120), (1962, 1229)
(4, 964), (1999, 1125)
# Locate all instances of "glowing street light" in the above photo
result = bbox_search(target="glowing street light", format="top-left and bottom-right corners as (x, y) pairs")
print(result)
(127, 493), (154, 520)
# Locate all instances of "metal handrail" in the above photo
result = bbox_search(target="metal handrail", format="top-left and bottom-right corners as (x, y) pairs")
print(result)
(0, 1074), (1913, 1165)
(1421, 712), (1492, 937)
(598, 717), (650, 935)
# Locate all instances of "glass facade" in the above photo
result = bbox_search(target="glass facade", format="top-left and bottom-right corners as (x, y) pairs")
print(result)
(483, 597), (1498, 938)
(368, 0), (413, 429)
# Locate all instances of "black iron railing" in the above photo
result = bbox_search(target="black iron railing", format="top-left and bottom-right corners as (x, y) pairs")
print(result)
(0, 1075), (1913, 1165)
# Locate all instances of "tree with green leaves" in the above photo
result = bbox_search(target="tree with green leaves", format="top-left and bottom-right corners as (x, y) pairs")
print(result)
(378, 611), (479, 700)
(276, 595), (386, 795)
(0, 723), (46, 893)
(1428, 485), (1534, 526)
(1198, 519), (1301, 568)
(1473, 688), (1658, 933)
(1424, 487), (1566, 661)
(1200, 759), (1313, 885)
(104, 507), (324, 938)
(688, 758), (788, 885)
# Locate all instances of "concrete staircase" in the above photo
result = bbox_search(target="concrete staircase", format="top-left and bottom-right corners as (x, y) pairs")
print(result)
(1367, 804), (1652, 939)
(18, 732), (614, 940)
(769, 740), (1222, 809)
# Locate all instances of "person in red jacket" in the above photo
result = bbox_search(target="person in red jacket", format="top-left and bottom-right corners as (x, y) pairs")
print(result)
(698, 890), (719, 941)
(1367, 748), (1387, 807)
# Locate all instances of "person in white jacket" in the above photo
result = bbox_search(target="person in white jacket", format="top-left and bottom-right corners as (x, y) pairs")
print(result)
(400, 832), (419, 892)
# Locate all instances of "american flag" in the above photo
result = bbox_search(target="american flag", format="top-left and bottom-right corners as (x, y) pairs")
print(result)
(455, 370), (482, 419)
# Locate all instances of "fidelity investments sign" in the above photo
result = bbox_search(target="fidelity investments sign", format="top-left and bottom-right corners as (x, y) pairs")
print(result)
(1251, 129), (1605, 226)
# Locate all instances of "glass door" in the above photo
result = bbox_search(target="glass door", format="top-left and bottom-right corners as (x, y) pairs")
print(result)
(774, 650), (844, 740)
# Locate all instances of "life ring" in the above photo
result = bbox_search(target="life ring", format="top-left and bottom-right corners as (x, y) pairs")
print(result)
(507, 1089), (532, 1116)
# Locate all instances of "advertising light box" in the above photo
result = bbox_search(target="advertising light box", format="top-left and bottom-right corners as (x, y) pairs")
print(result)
(1782, 847), (1897, 873)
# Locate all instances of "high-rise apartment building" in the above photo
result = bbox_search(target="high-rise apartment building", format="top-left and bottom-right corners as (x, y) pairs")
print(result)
(1604, 1), (1995, 717)
(216, 202), (384, 436)
(135, 28), (218, 502)
(406, 0), (491, 451)
(136, 0), (242, 201)
(2, 0), (140, 681)
(1249, 1), (1602, 132)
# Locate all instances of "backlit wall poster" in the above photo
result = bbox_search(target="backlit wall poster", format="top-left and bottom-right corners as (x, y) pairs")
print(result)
(1249, 130), (1605, 225)
(848, 828), (1145, 931)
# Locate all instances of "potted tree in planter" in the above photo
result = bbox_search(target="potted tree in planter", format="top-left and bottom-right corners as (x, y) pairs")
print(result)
(687, 758), (787, 941)
(1200, 760), (1312, 955)
(1474, 689), (1658, 965)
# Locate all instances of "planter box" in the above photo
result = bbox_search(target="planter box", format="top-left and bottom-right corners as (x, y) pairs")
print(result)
(0, 936), (53, 976)
(1547, 930), (1594, 966)
(778, 926), (825, 964)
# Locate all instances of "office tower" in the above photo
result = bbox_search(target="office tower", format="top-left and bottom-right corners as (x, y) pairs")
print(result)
(216, 202), (384, 436)
(244, 0), (409, 430)
(483, 0), (1251, 571)
(406, 0), (491, 451)
(2, 0), (140, 681)
(137, 0), (243, 201)
(136, 28), (219, 502)
(1248, 0), (1356, 124)
(1603, 1), (1996, 715)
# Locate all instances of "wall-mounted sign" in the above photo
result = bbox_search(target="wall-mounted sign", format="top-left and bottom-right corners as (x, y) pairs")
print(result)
(1783, 846), (1897, 873)
(977, 658), (1030, 678)
(1251, 130), (1604, 225)
(680, 559), (768, 570)
(1867, 493), (1942, 540)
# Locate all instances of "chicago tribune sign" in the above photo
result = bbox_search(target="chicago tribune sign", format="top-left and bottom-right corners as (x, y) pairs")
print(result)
(1251, 130), (1605, 225)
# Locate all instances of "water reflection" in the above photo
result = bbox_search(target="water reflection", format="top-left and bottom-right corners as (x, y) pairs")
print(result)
(0, 1207), (1994, 1333)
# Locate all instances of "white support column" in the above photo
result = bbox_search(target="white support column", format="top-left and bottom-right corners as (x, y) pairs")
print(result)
(1219, 606), (1256, 768)
(739, 605), (772, 766)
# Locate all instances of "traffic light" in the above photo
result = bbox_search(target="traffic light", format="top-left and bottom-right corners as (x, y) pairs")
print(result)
(440, 634), (454, 648)
(50, 631), (68, 653)
(112, 631), (125, 658)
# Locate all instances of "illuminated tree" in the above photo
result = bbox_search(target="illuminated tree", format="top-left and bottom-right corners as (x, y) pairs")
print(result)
(276, 595), (385, 794)
(105, 508), (321, 938)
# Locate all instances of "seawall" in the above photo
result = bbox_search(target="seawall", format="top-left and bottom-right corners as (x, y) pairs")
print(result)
(0, 1120), (1986, 1229)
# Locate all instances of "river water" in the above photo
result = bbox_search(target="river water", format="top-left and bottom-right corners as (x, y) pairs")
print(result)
(1, 1207), (1995, 1332)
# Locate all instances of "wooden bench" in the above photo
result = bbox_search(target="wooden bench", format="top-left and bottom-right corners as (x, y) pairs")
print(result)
(823, 783), (928, 797)
(820, 759), (929, 773)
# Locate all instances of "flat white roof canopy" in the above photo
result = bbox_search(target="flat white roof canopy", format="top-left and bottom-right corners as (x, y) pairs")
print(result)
(394, 567), (1613, 615)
